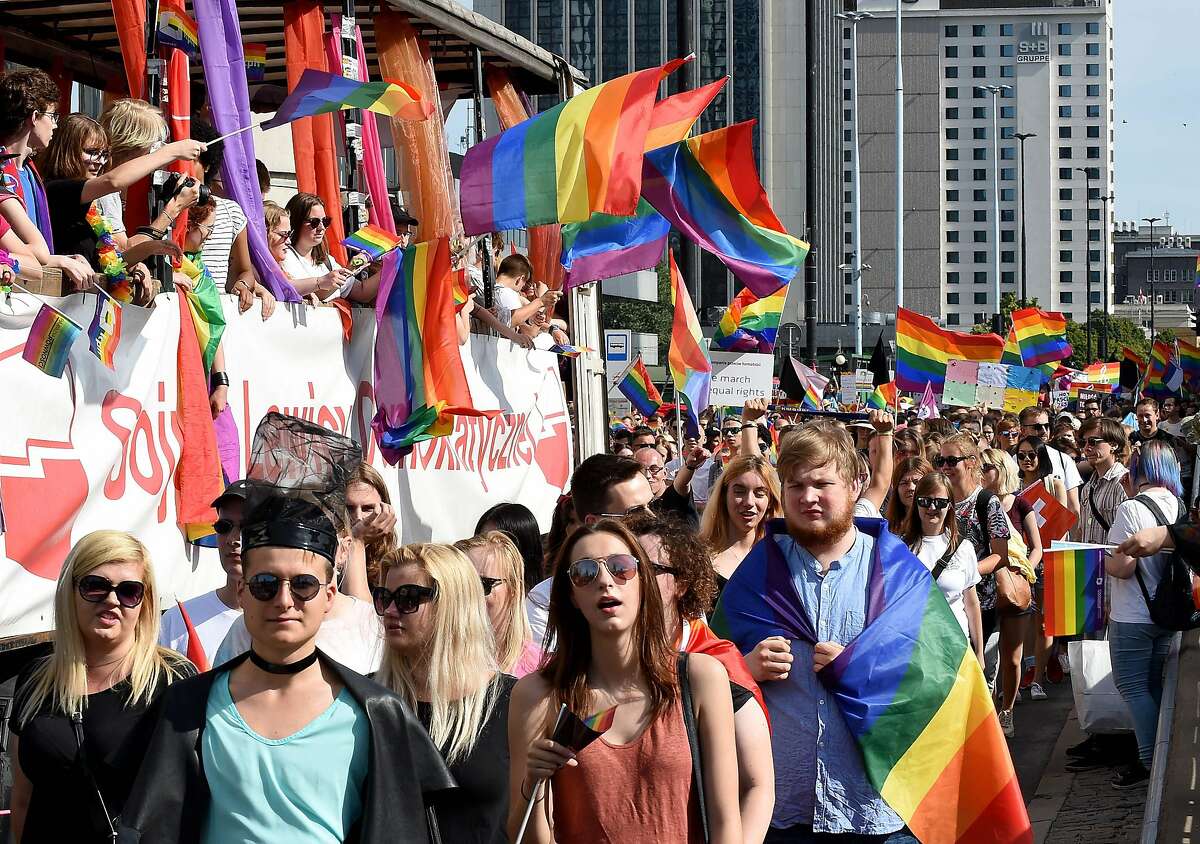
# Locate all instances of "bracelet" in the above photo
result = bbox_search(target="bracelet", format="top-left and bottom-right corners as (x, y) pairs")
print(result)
(209, 371), (230, 389)
(521, 779), (544, 803)
(135, 226), (166, 240)
(874, 432), (894, 437)
(741, 423), (756, 430)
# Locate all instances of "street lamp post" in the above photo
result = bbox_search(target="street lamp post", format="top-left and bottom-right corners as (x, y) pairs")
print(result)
(977, 84), (1011, 335)
(1076, 167), (1094, 359)
(838, 11), (873, 357)
(1099, 191), (1112, 359)
(1015, 132), (1036, 308)
(1144, 216), (1161, 338)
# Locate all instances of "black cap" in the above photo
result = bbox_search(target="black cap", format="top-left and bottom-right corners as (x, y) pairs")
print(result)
(393, 205), (419, 226)
(212, 479), (251, 510)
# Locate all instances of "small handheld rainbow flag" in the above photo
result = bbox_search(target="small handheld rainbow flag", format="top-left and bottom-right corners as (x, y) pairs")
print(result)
(157, 6), (199, 57)
(23, 303), (82, 378)
(550, 703), (617, 753)
(1144, 339), (1183, 398)
(617, 354), (663, 417)
(243, 43), (267, 82)
(262, 69), (431, 130)
(343, 224), (404, 263)
(550, 343), (592, 358)
(87, 286), (122, 369)
(867, 381), (897, 410)
(1042, 547), (1106, 636)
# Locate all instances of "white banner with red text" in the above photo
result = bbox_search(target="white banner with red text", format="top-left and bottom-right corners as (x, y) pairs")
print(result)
(0, 293), (572, 638)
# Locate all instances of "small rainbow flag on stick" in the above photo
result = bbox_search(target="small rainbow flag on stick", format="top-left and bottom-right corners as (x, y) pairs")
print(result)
(550, 703), (617, 753)
(262, 69), (432, 130)
(244, 43), (267, 82)
(867, 381), (898, 410)
(87, 286), (122, 369)
(668, 250), (712, 435)
(616, 354), (663, 417)
(1178, 338), (1200, 393)
(343, 224), (404, 263)
(157, 6), (199, 57)
(23, 303), (82, 378)
(712, 285), (787, 353)
(1042, 547), (1106, 636)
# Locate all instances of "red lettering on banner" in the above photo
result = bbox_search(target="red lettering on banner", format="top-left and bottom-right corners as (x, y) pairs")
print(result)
(130, 413), (163, 494)
(157, 411), (177, 524)
(101, 391), (141, 499)
(100, 387), (180, 522)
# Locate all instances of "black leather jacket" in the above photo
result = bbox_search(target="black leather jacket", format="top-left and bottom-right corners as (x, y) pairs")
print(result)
(115, 650), (457, 843)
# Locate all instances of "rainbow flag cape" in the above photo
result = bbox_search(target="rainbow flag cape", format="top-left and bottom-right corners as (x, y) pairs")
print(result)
(342, 224), (404, 262)
(1143, 339), (1183, 398)
(1011, 307), (1072, 367)
(459, 57), (688, 235)
(641, 121), (808, 296)
(560, 199), (670, 288)
(668, 251), (712, 436)
(244, 43), (267, 82)
(262, 69), (432, 130)
(616, 354), (663, 416)
(1178, 339), (1200, 394)
(86, 287), (122, 369)
(22, 303), (81, 378)
(179, 255), (226, 373)
(896, 307), (1005, 393)
(157, 6), (199, 57)
(713, 520), (1030, 844)
(867, 381), (898, 410)
(643, 77), (728, 151)
(712, 285), (787, 353)
(1042, 548), (1106, 636)
(371, 239), (488, 464)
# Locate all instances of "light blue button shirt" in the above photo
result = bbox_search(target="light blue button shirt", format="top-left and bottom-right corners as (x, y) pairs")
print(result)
(764, 529), (905, 835)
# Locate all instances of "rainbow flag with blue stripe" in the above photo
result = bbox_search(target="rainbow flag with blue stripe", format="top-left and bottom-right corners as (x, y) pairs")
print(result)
(712, 285), (787, 353)
(1042, 548), (1106, 636)
(616, 355), (663, 417)
(22, 304), (81, 378)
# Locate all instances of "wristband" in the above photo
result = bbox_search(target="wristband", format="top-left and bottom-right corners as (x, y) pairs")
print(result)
(209, 371), (230, 389)
(135, 225), (166, 240)
(741, 423), (756, 430)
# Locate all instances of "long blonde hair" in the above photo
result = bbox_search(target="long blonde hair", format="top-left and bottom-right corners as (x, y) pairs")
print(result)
(454, 531), (532, 673)
(374, 544), (500, 765)
(19, 531), (190, 724)
(698, 455), (782, 551)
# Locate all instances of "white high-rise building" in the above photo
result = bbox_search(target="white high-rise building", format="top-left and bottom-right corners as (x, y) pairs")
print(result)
(845, 0), (1114, 329)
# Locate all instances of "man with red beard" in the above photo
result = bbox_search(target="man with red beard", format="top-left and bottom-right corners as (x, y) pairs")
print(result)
(719, 424), (915, 842)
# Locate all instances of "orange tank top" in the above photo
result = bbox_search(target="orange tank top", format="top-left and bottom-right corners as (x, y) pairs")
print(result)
(551, 698), (702, 843)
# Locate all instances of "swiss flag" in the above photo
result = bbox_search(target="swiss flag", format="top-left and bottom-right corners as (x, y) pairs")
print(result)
(1018, 483), (1077, 546)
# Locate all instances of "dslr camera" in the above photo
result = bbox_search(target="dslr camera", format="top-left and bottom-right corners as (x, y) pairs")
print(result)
(158, 171), (211, 206)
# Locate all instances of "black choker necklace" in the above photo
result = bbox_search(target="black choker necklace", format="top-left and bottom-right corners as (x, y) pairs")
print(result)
(248, 649), (319, 675)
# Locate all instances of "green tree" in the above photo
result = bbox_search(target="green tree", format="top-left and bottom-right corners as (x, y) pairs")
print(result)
(599, 258), (673, 363)
(971, 292), (1041, 334)
(1062, 311), (1172, 367)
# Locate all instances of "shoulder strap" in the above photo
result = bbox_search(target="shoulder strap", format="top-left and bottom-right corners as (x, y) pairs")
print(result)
(73, 712), (118, 842)
(1087, 480), (1112, 533)
(975, 489), (995, 539)
(931, 539), (960, 581)
(1133, 494), (1173, 528)
(677, 654), (709, 844)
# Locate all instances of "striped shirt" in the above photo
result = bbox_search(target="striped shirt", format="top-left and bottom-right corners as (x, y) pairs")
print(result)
(199, 196), (247, 290)
(1074, 462), (1128, 545)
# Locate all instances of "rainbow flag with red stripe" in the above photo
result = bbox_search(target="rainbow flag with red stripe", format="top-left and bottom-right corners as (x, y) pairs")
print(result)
(371, 238), (489, 463)
(1178, 338), (1200, 393)
(1012, 307), (1072, 367)
(460, 57), (689, 235)
(262, 69), (431, 130)
(244, 43), (267, 82)
(643, 77), (728, 151)
(896, 307), (1005, 393)
(1042, 548), (1106, 636)
(668, 251), (711, 435)
(616, 354), (663, 417)
(712, 285), (787, 353)
(86, 287), (122, 369)
(22, 303), (81, 378)
(713, 520), (1030, 844)
(343, 224), (404, 262)
(1144, 339), (1183, 398)
(157, 5), (198, 57)
(867, 381), (898, 410)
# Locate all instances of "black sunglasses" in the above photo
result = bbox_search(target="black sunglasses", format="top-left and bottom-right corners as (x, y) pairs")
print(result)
(213, 517), (237, 535)
(303, 216), (333, 228)
(916, 496), (951, 511)
(76, 575), (145, 608)
(653, 563), (680, 576)
(480, 575), (506, 596)
(568, 554), (640, 588)
(933, 455), (970, 469)
(372, 583), (439, 615)
(1024, 422), (1050, 431)
(245, 572), (326, 602)
(1017, 451), (1039, 462)
(1082, 436), (1108, 448)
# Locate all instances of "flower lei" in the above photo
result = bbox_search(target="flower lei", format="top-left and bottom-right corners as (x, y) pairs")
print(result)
(86, 203), (133, 302)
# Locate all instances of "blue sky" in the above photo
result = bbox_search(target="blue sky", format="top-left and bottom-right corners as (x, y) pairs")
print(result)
(1113, 0), (1200, 232)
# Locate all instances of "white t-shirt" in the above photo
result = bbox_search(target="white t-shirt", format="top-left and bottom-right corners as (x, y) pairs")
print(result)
(1044, 445), (1083, 492)
(1160, 420), (1184, 438)
(214, 594), (383, 674)
(525, 576), (553, 648)
(1107, 487), (1181, 625)
(854, 498), (880, 519)
(492, 285), (524, 327)
(911, 533), (981, 638)
(199, 195), (248, 290)
(158, 589), (242, 667)
(689, 456), (724, 506)
(281, 245), (350, 300)
(94, 191), (125, 233)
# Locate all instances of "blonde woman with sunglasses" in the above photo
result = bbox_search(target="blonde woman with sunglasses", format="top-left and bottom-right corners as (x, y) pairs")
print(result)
(456, 531), (542, 676)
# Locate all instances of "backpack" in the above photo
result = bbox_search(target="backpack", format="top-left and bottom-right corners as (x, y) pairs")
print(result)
(1130, 494), (1200, 631)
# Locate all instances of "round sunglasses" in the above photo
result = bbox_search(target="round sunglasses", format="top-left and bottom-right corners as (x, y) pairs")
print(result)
(76, 575), (145, 608)
(372, 583), (439, 615)
(568, 553), (640, 588)
(303, 216), (333, 229)
(245, 572), (326, 602)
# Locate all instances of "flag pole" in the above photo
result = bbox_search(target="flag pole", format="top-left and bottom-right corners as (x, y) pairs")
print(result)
(515, 704), (567, 844)
(5, 281), (81, 325)
(207, 120), (262, 144)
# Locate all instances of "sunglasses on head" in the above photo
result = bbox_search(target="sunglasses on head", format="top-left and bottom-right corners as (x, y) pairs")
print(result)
(568, 554), (640, 588)
(303, 216), (333, 229)
(480, 575), (506, 596)
(76, 575), (145, 608)
(371, 583), (438, 615)
(933, 455), (970, 469)
(916, 496), (951, 511)
(245, 572), (326, 602)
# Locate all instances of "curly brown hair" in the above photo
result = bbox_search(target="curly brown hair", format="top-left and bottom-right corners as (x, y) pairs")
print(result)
(624, 512), (717, 621)
(0, 69), (60, 141)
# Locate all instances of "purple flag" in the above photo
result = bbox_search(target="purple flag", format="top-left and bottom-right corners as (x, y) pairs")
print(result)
(193, 0), (300, 303)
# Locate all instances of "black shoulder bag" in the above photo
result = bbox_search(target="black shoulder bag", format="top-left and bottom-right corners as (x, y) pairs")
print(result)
(1130, 494), (1200, 631)
(678, 654), (710, 843)
(72, 711), (118, 843)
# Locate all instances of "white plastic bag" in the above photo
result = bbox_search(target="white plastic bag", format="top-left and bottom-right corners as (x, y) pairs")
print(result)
(1068, 639), (1134, 734)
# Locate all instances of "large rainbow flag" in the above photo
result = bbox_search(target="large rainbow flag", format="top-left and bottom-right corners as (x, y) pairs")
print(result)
(371, 238), (488, 464)
(560, 199), (670, 288)
(641, 121), (809, 297)
(713, 520), (1030, 844)
(668, 251), (711, 436)
(459, 57), (688, 235)
(262, 69), (431, 130)
(616, 354), (663, 417)
(178, 255), (226, 374)
(643, 77), (728, 152)
(712, 285), (787, 353)
(1042, 548), (1106, 636)
(1011, 307), (1072, 368)
(896, 307), (1005, 393)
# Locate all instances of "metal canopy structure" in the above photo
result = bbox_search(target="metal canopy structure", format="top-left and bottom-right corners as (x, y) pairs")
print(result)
(0, 0), (585, 99)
